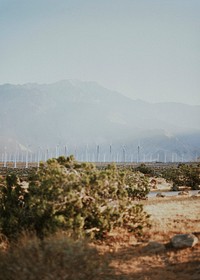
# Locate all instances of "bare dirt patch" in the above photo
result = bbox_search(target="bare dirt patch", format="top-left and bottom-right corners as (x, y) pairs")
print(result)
(99, 196), (200, 279)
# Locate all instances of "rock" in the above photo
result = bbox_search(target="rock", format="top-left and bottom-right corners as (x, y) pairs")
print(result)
(178, 191), (189, 196)
(143, 241), (166, 253)
(156, 192), (166, 198)
(170, 234), (198, 249)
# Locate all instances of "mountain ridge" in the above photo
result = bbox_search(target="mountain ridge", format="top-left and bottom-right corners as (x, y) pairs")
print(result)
(0, 80), (199, 161)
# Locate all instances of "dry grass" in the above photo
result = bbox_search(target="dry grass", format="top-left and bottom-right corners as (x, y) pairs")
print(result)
(144, 196), (200, 238)
(0, 196), (200, 280)
(0, 233), (108, 280)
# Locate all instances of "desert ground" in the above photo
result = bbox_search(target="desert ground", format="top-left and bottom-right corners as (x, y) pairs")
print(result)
(0, 193), (199, 279)
(98, 195), (200, 280)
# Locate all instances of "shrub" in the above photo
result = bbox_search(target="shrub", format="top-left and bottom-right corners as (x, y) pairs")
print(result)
(135, 163), (155, 176)
(0, 156), (150, 240)
(162, 164), (200, 190)
(0, 174), (30, 239)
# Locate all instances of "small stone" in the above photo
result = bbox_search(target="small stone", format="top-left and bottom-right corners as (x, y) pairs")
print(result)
(171, 234), (198, 249)
(178, 191), (189, 196)
(156, 192), (166, 198)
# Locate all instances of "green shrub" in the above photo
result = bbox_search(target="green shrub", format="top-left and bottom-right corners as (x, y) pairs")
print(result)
(162, 164), (200, 190)
(0, 156), (150, 240)
(0, 174), (30, 239)
(135, 163), (155, 176)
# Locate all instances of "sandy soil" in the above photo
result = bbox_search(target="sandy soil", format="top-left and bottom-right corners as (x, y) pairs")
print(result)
(100, 196), (200, 280)
(145, 196), (200, 235)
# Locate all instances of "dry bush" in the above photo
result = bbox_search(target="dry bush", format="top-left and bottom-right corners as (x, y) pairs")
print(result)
(0, 233), (110, 280)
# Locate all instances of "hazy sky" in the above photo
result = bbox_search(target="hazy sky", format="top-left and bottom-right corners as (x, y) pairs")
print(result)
(0, 0), (199, 104)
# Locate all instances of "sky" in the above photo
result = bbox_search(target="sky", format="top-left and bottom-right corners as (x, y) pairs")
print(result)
(0, 0), (200, 105)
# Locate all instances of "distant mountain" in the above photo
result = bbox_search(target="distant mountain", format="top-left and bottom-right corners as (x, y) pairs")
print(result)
(0, 80), (199, 162)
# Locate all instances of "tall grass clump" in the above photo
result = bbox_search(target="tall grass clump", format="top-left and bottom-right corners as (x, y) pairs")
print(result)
(0, 233), (109, 280)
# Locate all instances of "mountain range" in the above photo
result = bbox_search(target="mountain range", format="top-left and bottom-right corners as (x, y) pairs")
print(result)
(0, 80), (199, 162)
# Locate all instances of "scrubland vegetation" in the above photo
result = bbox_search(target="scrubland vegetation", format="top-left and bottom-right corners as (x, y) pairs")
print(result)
(0, 157), (200, 279)
(136, 162), (200, 190)
(0, 156), (150, 241)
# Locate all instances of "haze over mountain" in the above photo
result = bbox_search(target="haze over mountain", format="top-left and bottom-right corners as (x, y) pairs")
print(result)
(0, 80), (199, 162)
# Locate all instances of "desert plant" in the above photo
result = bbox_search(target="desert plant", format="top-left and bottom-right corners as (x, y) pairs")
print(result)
(0, 174), (30, 239)
(135, 163), (155, 176)
(0, 156), (150, 240)
(162, 164), (200, 190)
